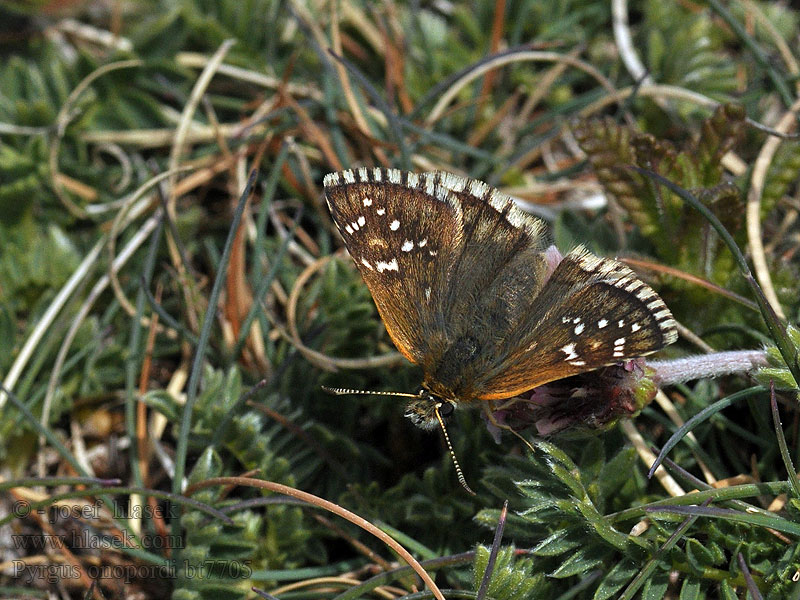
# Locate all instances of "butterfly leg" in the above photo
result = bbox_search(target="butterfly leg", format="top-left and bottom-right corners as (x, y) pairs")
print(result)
(493, 397), (521, 412)
(482, 404), (536, 454)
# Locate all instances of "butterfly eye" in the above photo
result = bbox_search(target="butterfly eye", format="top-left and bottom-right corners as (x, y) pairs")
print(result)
(438, 401), (455, 418)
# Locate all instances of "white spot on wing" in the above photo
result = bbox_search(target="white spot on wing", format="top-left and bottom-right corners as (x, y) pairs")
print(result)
(636, 288), (656, 300)
(377, 208), (386, 216)
(561, 343), (579, 361)
(344, 225), (353, 234)
(376, 259), (399, 272)
(487, 191), (509, 214)
(468, 179), (489, 198)
(357, 215), (366, 227)
(598, 319), (608, 328)
(401, 240), (413, 252)
(574, 323), (585, 335)
(387, 170), (401, 184)
(424, 174), (435, 196)
(624, 280), (642, 292)
(419, 238), (427, 247)
(618, 319), (625, 328)
(343, 170), (355, 184)
(390, 220), (400, 231)
(440, 172), (467, 192)
(361, 258), (373, 270)
(631, 322), (641, 332)
(363, 197), (372, 206)
(425, 287), (432, 301)
(598, 261), (615, 275)
(504, 210), (525, 230)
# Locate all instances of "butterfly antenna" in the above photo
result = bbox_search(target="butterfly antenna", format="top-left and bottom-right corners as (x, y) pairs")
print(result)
(434, 403), (476, 496)
(321, 386), (421, 399)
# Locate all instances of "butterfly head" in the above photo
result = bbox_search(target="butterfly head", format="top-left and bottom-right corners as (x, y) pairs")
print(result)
(322, 384), (474, 494)
(403, 388), (456, 431)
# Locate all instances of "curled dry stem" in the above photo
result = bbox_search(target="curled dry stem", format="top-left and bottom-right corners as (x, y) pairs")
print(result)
(275, 254), (404, 371)
(185, 476), (446, 600)
(106, 167), (192, 339)
(425, 49), (618, 126)
(49, 59), (143, 219)
(745, 97), (800, 322)
(166, 38), (236, 333)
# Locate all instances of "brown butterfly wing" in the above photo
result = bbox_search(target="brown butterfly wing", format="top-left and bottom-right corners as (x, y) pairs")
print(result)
(470, 248), (678, 400)
(324, 168), (549, 385)
(414, 177), (555, 400)
(324, 168), (463, 365)
(325, 169), (677, 405)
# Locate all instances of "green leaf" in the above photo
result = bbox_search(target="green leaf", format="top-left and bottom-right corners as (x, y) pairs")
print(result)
(593, 558), (639, 600)
(550, 548), (605, 578)
(141, 390), (180, 422)
(188, 447), (224, 483)
(538, 440), (587, 498)
(641, 571), (670, 600)
(717, 579), (738, 600)
(597, 448), (638, 502)
(762, 142), (800, 218)
(694, 104), (746, 185)
(531, 528), (583, 557)
(548, 463), (586, 499)
(755, 324), (800, 390)
(686, 538), (717, 574)
(679, 577), (703, 600)
(575, 500), (630, 551)
(472, 545), (543, 600)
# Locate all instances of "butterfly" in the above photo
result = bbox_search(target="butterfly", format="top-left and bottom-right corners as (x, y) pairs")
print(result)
(323, 168), (677, 433)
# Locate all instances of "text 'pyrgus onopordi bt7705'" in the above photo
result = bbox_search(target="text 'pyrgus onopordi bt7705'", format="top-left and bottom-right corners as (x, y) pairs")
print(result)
(323, 168), (677, 432)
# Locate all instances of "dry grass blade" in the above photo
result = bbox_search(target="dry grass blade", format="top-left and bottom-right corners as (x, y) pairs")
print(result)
(746, 97), (800, 322)
(425, 48), (617, 126)
(185, 477), (446, 600)
(49, 59), (143, 219)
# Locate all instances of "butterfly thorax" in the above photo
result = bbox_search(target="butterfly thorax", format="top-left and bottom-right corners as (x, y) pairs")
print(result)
(403, 387), (456, 431)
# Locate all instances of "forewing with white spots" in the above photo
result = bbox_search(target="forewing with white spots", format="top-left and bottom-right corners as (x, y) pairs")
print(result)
(324, 168), (550, 380)
(324, 168), (464, 365)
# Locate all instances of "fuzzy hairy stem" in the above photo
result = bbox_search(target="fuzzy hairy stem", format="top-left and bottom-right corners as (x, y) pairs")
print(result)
(650, 350), (768, 386)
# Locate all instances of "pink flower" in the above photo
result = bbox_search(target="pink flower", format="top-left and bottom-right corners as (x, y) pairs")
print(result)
(486, 359), (657, 438)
